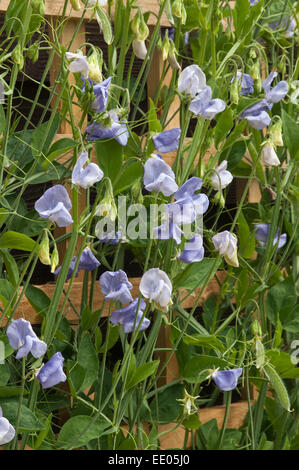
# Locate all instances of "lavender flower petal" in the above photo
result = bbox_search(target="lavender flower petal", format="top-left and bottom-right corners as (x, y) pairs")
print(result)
(72, 151), (104, 189)
(6, 318), (47, 359)
(36, 352), (67, 389)
(34, 185), (73, 227)
(100, 270), (133, 304)
(152, 128), (181, 153)
(212, 368), (243, 391)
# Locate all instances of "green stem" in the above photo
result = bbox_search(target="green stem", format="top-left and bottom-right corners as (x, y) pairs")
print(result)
(217, 390), (232, 449)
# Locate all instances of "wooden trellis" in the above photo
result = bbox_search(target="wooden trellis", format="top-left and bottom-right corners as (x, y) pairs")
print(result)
(0, 0), (260, 447)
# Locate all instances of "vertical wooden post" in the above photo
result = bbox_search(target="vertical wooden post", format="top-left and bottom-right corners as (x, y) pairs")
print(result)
(147, 42), (180, 385)
(49, 18), (87, 278)
(147, 45), (180, 130)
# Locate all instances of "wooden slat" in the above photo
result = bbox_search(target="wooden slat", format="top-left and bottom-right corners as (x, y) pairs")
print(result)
(0, 272), (225, 326)
(0, 1), (169, 26)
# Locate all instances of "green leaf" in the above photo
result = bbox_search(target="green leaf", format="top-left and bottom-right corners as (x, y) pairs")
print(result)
(174, 258), (221, 290)
(67, 360), (86, 396)
(99, 325), (120, 353)
(182, 355), (228, 382)
(222, 120), (247, 151)
(0, 386), (29, 398)
(43, 138), (76, 169)
(233, 0), (250, 37)
(148, 98), (162, 133)
(32, 114), (61, 159)
(126, 360), (159, 390)
(113, 159), (143, 195)
(0, 279), (15, 309)
(214, 107), (233, 148)
(77, 332), (99, 392)
(0, 363), (10, 386)
(33, 413), (53, 450)
(221, 141), (247, 171)
(0, 231), (36, 251)
(95, 6), (113, 45)
(237, 210), (255, 258)
(0, 249), (19, 286)
(282, 110), (299, 160)
(25, 285), (51, 317)
(265, 278), (299, 332)
(266, 350), (299, 379)
(0, 399), (44, 431)
(95, 139), (123, 184)
(183, 335), (225, 353)
(57, 415), (111, 449)
(145, 384), (185, 424)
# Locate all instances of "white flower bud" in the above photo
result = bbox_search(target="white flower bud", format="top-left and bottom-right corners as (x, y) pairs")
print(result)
(261, 143), (280, 167)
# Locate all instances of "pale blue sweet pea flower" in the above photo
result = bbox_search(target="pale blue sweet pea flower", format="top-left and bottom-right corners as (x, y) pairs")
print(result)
(212, 368), (243, 391)
(98, 230), (121, 245)
(231, 72), (254, 96)
(140, 268), (172, 311)
(174, 177), (209, 218)
(153, 220), (184, 244)
(92, 76), (112, 113)
(262, 71), (288, 103)
(189, 86), (226, 120)
(82, 76), (112, 113)
(254, 224), (287, 249)
(110, 298), (150, 333)
(55, 247), (100, 280)
(249, 0), (259, 5)
(178, 234), (205, 263)
(6, 318), (47, 359)
(34, 185), (73, 227)
(210, 160), (233, 190)
(65, 52), (89, 78)
(86, 110), (129, 146)
(178, 64), (206, 97)
(152, 128), (181, 153)
(144, 157), (178, 196)
(100, 270), (133, 304)
(0, 407), (15, 446)
(36, 352), (67, 389)
(72, 151), (104, 189)
(212, 230), (239, 267)
(240, 99), (272, 130)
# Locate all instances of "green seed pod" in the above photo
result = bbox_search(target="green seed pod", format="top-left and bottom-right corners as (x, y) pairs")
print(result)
(131, 9), (149, 41)
(12, 43), (24, 70)
(161, 32), (170, 61)
(264, 363), (292, 412)
(87, 50), (103, 83)
(230, 77), (240, 105)
(255, 338), (265, 369)
(269, 119), (283, 147)
(31, 0), (45, 15)
(70, 0), (81, 11)
(50, 246), (59, 273)
(251, 318), (262, 337)
(172, 0), (184, 20)
(39, 232), (51, 266)
(27, 41), (40, 63)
